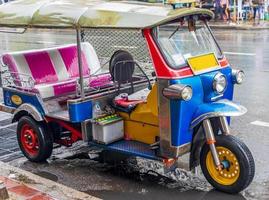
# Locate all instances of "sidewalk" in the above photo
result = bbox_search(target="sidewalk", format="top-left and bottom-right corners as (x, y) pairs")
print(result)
(0, 176), (53, 200)
(0, 161), (100, 200)
(209, 20), (269, 30)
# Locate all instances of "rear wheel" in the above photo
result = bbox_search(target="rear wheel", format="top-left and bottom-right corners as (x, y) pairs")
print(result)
(200, 135), (255, 193)
(17, 116), (53, 162)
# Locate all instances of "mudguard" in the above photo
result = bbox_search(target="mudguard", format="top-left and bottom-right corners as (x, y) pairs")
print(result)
(190, 99), (247, 129)
(13, 103), (44, 122)
(189, 100), (247, 169)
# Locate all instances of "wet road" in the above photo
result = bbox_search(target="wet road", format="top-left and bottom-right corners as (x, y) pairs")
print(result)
(0, 28), (268, 200)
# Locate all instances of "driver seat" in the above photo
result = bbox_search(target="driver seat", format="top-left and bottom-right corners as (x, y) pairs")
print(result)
(118, 84), (159, 144)
(109, 50), (159, 144)
(110, 50), (141, 112)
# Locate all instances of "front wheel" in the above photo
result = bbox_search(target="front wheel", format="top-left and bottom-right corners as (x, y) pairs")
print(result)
(200, 135), (255, 194)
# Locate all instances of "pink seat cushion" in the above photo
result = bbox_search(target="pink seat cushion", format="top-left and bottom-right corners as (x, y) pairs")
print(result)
(24, 51), (58, 84)
(34, 79), (76, 99)
(58, 45), (90, 78)
(33, 74), (112, 99)
(89, 74), (112, 88)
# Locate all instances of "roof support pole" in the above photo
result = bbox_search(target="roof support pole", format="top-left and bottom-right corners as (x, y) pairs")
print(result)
(76, 28), (85, 100)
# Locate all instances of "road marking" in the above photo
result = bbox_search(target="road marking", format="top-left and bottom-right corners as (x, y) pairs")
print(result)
(251, 120), (269, 127)
(0, 115), (12, 121)
(37, 41), (57, 45)
(224, 51), (256, 56)
(0, 151), (21, 161)
(0, 123), (17, 130)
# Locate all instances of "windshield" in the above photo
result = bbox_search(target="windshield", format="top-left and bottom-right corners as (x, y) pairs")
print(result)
(155, 18), (222, 69)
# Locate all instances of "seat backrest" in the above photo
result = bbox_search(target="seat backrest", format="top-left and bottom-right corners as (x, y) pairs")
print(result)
(2, 42), (101, 85)
(109, 50), (134, 83)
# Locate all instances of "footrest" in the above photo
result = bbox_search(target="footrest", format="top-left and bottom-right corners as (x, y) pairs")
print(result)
(89, 140), (162, 161)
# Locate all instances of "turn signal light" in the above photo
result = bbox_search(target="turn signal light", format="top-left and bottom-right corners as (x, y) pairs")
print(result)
(232, 69), (245, 84)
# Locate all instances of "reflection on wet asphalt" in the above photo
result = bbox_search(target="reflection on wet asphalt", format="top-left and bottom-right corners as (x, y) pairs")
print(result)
(0, 29), (269, 200)
(13, 157), (247, 200)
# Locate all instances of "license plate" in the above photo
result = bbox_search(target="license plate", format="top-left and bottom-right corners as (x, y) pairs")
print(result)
(187, 53), (220, 75)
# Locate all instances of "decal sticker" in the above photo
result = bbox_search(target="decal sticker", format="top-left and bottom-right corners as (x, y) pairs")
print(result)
(11, 95), (22, 105)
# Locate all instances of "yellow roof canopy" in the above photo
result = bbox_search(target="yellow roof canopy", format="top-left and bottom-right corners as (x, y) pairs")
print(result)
(0, 0), (213, 29)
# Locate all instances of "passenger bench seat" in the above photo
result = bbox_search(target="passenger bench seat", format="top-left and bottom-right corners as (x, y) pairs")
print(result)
(2, 43), (111, 99)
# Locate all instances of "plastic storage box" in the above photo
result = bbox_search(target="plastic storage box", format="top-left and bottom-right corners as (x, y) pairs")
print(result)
(92, 115), (124, 144)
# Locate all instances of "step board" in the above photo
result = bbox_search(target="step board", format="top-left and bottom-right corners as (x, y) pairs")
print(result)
(89, 140), (162, 161)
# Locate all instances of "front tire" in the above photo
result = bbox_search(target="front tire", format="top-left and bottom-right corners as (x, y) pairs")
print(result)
(200, 135), (255, 193)
(17, 116), (53, 162)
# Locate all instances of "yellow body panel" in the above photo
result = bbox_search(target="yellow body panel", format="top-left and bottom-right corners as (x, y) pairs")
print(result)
(118, 111), (130, 120)
(124, 120), (159, 144)
(187, 53), (219, 74)
(118, 84), (159, 144)
(130, 84), (159, 126)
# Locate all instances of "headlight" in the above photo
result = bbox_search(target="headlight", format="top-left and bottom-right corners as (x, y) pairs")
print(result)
(213, 73), (227, 94)
(232, 69), (245, 84)
(163, 84), (193, 101)
(181, 86), (193, 101)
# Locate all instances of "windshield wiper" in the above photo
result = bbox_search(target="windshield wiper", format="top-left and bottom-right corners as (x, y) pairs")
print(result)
(168, 26), (180, 39)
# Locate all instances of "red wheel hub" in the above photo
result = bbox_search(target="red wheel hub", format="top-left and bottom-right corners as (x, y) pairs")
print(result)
(20, 124), (39, 156)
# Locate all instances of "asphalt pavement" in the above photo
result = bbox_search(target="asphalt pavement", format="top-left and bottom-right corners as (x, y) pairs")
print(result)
(0, 28), (268, 200)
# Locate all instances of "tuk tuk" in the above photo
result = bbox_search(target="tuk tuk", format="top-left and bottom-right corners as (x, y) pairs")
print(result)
(0, 0), (254, 194)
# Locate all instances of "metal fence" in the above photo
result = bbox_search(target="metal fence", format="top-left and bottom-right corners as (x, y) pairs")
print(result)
(82, 28), (152, 66)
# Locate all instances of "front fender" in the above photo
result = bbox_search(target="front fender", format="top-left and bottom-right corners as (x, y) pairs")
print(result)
(13, 103), (44, 122)
(190, 99), (247, 129)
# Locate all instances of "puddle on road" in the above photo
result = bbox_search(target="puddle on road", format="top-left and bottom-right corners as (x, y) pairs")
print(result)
(135, 158), (210, 191)
(11, 150), (249, 200)
(59, 152), (211, 194)
(49, 145), (210, 192)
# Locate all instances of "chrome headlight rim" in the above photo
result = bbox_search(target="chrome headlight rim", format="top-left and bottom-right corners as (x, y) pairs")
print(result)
(162, 84), (193, 101)
(213, 73), (227, 94)
(232, 69), (245, 84)
(181, 85), (193, 101)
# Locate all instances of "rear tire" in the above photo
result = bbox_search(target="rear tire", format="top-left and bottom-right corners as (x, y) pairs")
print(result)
(200, 135), (255, 193)
(17, 116), (53, 162)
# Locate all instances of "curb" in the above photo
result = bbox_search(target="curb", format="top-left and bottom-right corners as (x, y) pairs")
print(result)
(0, 181), (9, 200)
(0, 161), (100, 200)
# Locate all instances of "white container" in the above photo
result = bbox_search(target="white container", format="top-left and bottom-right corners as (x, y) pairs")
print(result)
(92, 120), (124, 144)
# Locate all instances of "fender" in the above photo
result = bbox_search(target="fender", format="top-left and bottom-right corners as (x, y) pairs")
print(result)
(190, 99), (247, 129)
(189, 99), (247, 169)
(12, 103), (44, 122)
